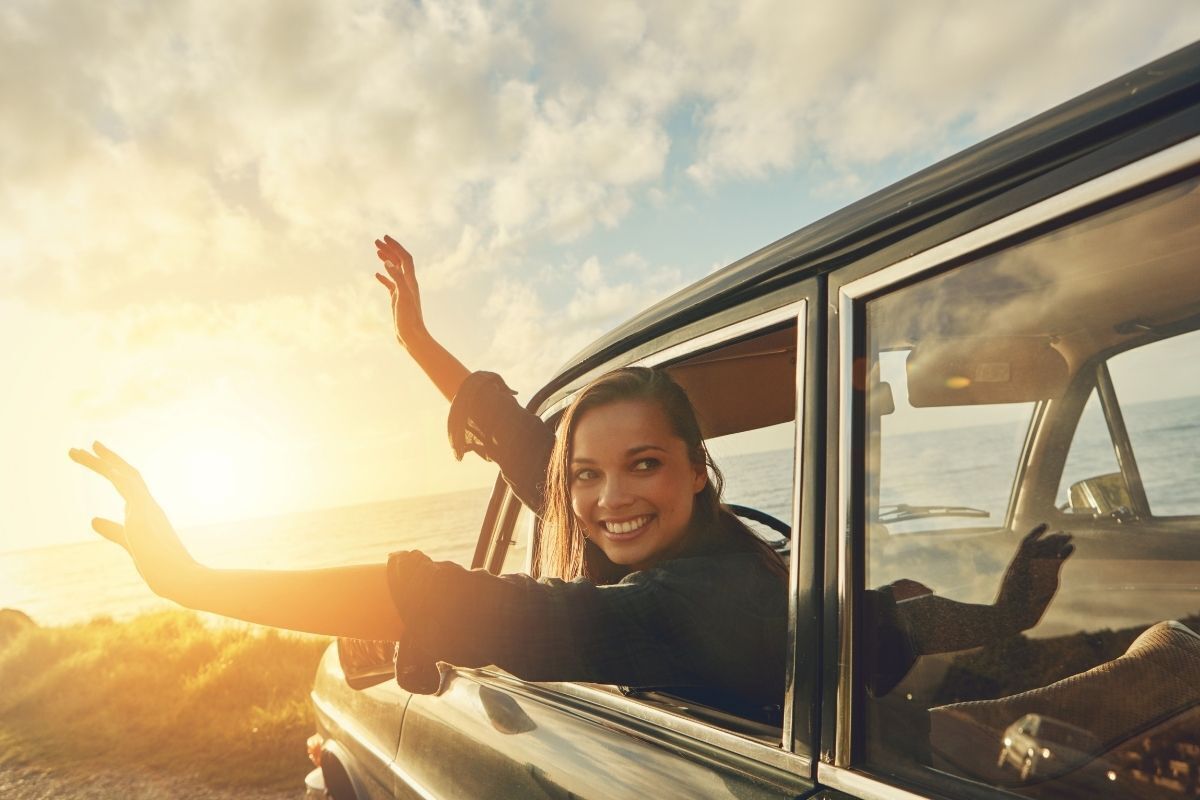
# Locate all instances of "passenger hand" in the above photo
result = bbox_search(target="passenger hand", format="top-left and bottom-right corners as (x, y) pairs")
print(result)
(374, 235), (428, 352)
(994, 523), (1074, 633)
(68, 442), (197, 598)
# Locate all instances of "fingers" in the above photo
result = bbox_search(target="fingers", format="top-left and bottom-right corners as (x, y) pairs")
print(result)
(375, 272), (396, 292)
(92, 517), (129, 550)
(382, 235), (413, 270)
(69, 443), (145, 499)
(1019, 522), (1073, 560)
(69, 447), (117, 480)
(1020, 522), (1049, 544)
(94, 441), (137, 475)
(375, 236), (417, 281)
(382, 258), (404, 287)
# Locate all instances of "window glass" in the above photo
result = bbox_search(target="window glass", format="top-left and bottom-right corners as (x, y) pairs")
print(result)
(709, 420), (795, 549)
(500, 503), (534, 574)
(1056, 390), (1124, 515)
(1110, 329), (1200, 517)
(873, 349), (1033, 540)
(859, 176), (1200, 798)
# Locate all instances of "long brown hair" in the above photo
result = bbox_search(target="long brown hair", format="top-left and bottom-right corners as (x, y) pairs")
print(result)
(538, 366), (786, 584)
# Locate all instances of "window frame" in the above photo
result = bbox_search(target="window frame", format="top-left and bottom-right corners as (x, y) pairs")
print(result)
(472, 297), (816, 776)
(826, 133), (1200, 799)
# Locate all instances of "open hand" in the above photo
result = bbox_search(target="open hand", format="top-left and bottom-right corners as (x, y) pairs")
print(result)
(68, 442), (196, 598)
(994, 523), (1074, 633)
(374, 235), (428, 352)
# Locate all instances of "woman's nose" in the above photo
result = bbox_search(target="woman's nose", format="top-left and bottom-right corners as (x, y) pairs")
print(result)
(598, 476), (634, 509)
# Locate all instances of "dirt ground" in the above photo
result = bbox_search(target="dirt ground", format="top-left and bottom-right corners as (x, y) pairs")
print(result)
(0, 762), (305, 800)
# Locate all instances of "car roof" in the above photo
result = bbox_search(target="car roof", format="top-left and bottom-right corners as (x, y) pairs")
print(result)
(532, 41), (1200, 410)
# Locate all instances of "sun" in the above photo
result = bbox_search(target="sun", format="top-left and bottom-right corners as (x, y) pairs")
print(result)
(179, 449), (239, 511)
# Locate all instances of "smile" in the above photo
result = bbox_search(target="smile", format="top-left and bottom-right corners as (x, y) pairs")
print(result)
(601, 515), (654, 538)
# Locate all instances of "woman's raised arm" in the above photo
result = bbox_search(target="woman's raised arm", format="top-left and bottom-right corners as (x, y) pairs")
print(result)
(68, 443), (404, 640)
(374, 235), (470, 404)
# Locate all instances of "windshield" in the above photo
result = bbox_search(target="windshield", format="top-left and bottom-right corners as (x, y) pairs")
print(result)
(871, 349), (1035, 535)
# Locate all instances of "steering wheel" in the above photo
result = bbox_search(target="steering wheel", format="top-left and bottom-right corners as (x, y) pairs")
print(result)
(727, 504), (791, 552)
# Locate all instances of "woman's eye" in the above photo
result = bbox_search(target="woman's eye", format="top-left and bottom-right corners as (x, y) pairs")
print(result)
(632, 458), (660, 472)
(573, 468), (598, 482)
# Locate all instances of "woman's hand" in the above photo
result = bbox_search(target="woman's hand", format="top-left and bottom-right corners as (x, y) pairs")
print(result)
(374, 235), (429, 353)
(69, 442), (197, 599)
(994, 523), (1074, 633)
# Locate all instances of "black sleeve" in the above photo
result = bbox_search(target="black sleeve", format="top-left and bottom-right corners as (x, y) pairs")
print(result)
(447, 371), (556, 514)
(386, 551), (786, 705)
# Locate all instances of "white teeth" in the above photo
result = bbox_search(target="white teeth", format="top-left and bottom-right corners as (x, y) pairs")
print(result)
(603, 515), (651, 534)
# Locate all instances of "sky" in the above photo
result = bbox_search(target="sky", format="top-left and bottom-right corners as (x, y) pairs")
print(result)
(3, 1), (1199, 553)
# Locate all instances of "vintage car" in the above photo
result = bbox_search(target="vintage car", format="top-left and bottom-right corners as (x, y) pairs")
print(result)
(306, 42), (1200, 800)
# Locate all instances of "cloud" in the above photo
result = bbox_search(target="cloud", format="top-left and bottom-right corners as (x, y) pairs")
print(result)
(678, 0), (1200, 184)
(483, 254), (686, 394)
(4, 0), (1196, 312)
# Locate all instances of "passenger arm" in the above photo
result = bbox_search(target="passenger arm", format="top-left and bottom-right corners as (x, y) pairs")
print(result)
(898, 524), (1074, 654)
(373, 235), (553, 511)
(69, 443), (405, 640)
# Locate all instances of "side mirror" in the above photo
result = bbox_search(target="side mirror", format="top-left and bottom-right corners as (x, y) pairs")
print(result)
(336, 638), (396, 690)
(1067, 473), (1134, 520)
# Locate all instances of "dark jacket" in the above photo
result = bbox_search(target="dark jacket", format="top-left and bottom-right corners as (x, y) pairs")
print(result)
(386, 372), (788, 716)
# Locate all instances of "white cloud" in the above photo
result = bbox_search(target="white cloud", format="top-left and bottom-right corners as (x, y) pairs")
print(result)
(679, 0), (1200, 183)
(483, 254), (685, 394)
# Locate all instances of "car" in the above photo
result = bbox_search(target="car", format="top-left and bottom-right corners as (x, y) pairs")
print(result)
(306, 41), (1200, 800)
(996, 713), (1101, 782)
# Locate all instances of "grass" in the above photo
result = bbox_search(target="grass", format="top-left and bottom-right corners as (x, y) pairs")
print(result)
(0, 610), (330, 791)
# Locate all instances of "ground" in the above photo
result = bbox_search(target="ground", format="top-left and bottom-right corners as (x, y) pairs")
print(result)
(0, 762), (302, 800)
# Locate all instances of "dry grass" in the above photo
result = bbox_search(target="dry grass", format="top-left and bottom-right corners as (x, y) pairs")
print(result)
(0, 610), (329, 790)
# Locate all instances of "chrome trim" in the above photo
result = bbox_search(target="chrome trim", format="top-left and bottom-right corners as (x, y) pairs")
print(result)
(311, 694), (438, 800)
(524, 678), (812, 774)
(817, 764), (932, 800)
(781, 298), (808, 758)
(834, 287), (855, 767)
(834, 133), (1200, 767)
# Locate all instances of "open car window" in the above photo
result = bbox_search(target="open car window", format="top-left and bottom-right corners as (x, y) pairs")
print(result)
(487, 312), (803, 743)
(857, 174), (1200, 798)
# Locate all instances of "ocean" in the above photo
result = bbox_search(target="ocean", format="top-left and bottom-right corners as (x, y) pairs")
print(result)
(3, 394), (1196, 628)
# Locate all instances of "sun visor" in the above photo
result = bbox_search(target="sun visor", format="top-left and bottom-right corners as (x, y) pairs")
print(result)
(906, 336), (1069, 407)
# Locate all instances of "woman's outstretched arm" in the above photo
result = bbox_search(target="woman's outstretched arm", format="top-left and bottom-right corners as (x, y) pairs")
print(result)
(69, 443), (405, 640)
(374, 235), (470, 404)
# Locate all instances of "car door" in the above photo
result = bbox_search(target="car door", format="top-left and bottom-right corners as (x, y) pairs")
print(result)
(389, 299), (821, 799)
(820, 125), (1200, 800)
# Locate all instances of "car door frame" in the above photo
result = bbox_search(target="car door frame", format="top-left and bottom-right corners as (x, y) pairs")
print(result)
(462, 284), (825, 787)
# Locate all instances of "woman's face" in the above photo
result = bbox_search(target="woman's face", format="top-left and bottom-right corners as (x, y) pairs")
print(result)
(569, 399), (707, 571)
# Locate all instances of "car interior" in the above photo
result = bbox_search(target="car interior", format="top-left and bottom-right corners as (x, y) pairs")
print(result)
(862, 176), (1200, 794)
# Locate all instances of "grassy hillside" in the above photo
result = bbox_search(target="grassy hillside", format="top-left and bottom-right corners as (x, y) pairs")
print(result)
(0, 610), (329, 790)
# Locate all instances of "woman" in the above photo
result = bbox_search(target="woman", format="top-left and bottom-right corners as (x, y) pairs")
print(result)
(70, 235), (790, 716)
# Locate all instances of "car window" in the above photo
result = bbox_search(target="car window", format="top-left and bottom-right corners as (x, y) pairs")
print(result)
(709, 420), (795, 551)
(872, 348), (1035, 539)
(488, 316), (802, 741)
(858, 175), (1200, 798)
(1056, 389), (1124, 516)
(500, 503), (534, 574)
(1109, 329), (1200, 517)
